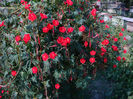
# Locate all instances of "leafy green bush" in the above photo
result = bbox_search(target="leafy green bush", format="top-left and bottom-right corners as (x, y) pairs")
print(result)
(0, 0), (131, 98)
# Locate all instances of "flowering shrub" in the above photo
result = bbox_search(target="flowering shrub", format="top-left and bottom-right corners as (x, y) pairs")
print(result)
(0, 0), (131, 98)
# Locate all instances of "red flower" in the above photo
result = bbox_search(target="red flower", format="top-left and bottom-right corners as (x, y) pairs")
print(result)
(25, 4), (30, 9)
(52, 20), (59, 26)
(49, 52), (57, 59)
(121, 28), (125, 31)
(100, 20), (104, 23)
(59, 26), (66, 33)
(40, 13), (47, 21)
(15, 35), (21, 42)
(0, 96), (2, 98)
(79, 25), (86, 32)
(21, 0), (24, 3)
(32, 66), (38, 74)
(57, 36), (64, 44)
(113, 38), (118, 42)
(122, 57), (126, 61)
(67, 27), (74, 33)
(101, 39), (109, 45)
(47, 23), (54, 30)
(123, 49), (127, 53)
(112, 45), (118, 51)
(80, 58), (86, 64)
(42, 53), (49, 61)
(89, 57), (95, 64)
(113, 65), (117, 68)
(28, 12), (37, 22)
(119, 32), (123, 36)
(1, 90), (4, 94)
(90, 50), (96, 56)
(23, 34), (31, 44)
(61, 39), (67, 46)
(91, 8), (97, 16)
(0, 21), (5, 27)
(43, 27), (49, 33)
(66, 0), (73, 6)
(123, 37), (127, 40)
(84, 41), (88, 47)
(116, 56), (121, 61)
(100, 52), (105, 56)
(65, 37), (71, 44)
(104, 58), (107, 63)
(55, 83), (60, 89)
(101, 47), (106, 52)
(11, 71), (17, 76)
(105, 25), (109, 28)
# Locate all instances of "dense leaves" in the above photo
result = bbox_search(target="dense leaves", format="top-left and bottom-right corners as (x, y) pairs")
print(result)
(0, 0), (132, 98)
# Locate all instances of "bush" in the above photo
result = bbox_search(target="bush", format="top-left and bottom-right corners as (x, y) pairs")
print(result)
(0, 0), (131, 98)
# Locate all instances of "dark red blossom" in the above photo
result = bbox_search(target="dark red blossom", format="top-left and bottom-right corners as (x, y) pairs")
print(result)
(43, 27), (49, 33)
(55, 83), (60, 89)
(84, 41), (88, 47)
(113, 65), (117, 68)
(90, 50), (96, 56)
(32, 66), (38, 74)
(67, 27), (74, 33)
(117, 56), (121, 61)
(49, 52), (57, 59)
(23, 34), (31, 44)
(112, 45), (118, 51)
(11, 71), (17, 76)
(91, 8), (97, 16)
(57, 36), (64, 44)
(101, 39), (109, 45)
(104, 58), (107, 63)
(59, 26), (66, 33)
(42, 53), (49, 61)
(52, 20), (59, 26)
(80, 58), (86, 64)
(79, 25), (85, 32)
(28, 12), (37, 22)
(89, 57), (95, 64)
(40, 13), (48, 21)
(119, 32), (123, 36)
(47, 23), (54, 30)
(15, 35), (21, 42)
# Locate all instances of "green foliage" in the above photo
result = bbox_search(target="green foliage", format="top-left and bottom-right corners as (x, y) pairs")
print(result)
(0, 0), (132, 98)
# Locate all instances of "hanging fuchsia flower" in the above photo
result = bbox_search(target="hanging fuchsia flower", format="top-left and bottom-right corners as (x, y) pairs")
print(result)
(28, 12), (37, 22)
